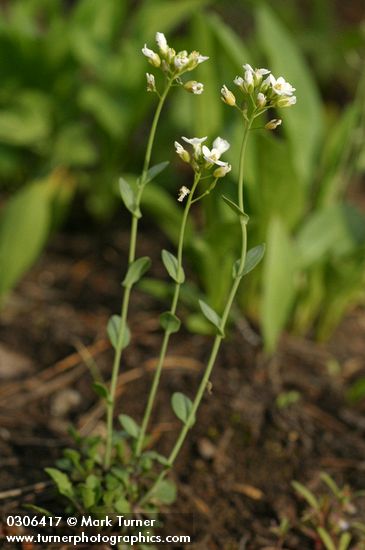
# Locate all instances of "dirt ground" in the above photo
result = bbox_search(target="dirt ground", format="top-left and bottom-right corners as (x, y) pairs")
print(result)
(0, 219), (365, 549)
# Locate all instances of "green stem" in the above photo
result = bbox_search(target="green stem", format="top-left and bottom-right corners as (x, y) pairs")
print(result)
(135, 172), (201, 456)
(104, 80), (172, 470)
(139, 115), (254, 505)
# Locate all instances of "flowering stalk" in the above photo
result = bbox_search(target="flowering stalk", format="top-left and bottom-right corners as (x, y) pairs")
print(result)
(104, 79), (173, 469)
(104, 32), (210, 470)
(135, 171), (201, 456)
(140, 63), (297, 503)
(139, 117), (252, 504)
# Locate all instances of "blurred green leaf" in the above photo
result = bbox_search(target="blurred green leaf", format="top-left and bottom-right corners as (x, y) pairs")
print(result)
(45, 468), (74, 499)
(160, 311), (181, 334)
(151, 478), (176, 505)
(199, 299), (224, 335)
(262, 217), (296, 353)
(107, 314), (131, 350)
(256, 4), (323, 185)
(171, 392), (194, 424)
(0, 180), (53, 297)
(206, 12), (251, 68)
(52, 124), (97, 167)
(118, 414), (140, 439)
(122, 257), (152, 288)
(161, 249), (185, 283)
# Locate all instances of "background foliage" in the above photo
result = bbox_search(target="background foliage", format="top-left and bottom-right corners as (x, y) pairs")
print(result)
(0, 0), (364, 351)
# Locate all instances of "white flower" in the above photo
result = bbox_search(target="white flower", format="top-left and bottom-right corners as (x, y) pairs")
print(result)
(142, 44), (161, 67)
(221, 85), (236, 106)
(257, 92), (266, 107)
(155, 32), (168, 54)
(174, 141), (190, 163)
(182, 136), (207, 156)
(184, 80), (204, 95)
(214, 163), (231, 178)
(243, 64), (270, 79)
(146, 73), (156, 92)
(178, 186), (190, 202)
(212, 137), (230, 156)
(174, 51), (190, 69)
(269, 75), (296, 96)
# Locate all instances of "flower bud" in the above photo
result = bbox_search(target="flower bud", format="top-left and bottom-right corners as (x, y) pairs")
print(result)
(265, 119), (282, 130)
(155, 32), (168, 55)
(146, 73), (156, 93)
(142, 44), (161, 67)
(174, 141), (190, 163)
(213, 163), (231, 178)
(221, 85), (236, 106)
(257, 92), (266, 108)
(276, 96), (297, 108)
(184, 80), (204, 95)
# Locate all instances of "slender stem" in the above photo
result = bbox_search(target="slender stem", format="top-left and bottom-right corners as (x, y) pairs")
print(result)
(104, 80), (172, 469)
(135, 172), (201, 456)
(139, 115), (254, 505)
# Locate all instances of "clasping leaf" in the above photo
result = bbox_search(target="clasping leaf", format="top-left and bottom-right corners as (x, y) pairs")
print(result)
(222, 195), (249, 223)
(160, 312), (181, 334)
(171, 392), (195, 425)
(119, 177), (141, 218)
(161, 249), (185, 283)
(122, 256), (151, 288)
(107, 314), (131, 350)
(199, 299), (224, 336)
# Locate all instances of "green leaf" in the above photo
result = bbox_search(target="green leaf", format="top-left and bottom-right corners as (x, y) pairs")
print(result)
(23, 505), (52, 517)
(122, 257), (151, 288)
(160, 312), (181, 334)
(199, 299), (224, 335)
(317, 527), (336, 550)
(0, 180), (52, 298)
(346, 377), (365, 405)
(161, 250), (185, 283)
(171, 392), (194, 425)
(233, 244), (266, 279)
(144, 161), (169, 185)
(320, 473), (340, 497)
(292, 481), (319, 510)
(119, 177), (141, 218)
(118, 414), (140, 439)
(81, 486), (95, 509)
(107, 314), (131, 350)
(222, 195), (249, 222)
(256, 4), (323, 185)
(338, 532), (352, 550)
(262, 218), (296, 353)
(45, 468), (74, 499)
(92, 382), (110, 401)
(151, 479), (176, 505)
(207, 12), (251, 68)
(115, 497), (131, 514)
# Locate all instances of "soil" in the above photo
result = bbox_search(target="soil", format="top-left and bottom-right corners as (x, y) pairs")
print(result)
(0, 217), (365, 550)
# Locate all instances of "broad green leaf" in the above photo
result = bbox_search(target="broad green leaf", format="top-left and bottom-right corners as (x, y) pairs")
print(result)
(338, 532), (351, 550)
(161, 249), (185, 283)
(78, 85), (127, 137)
(171, 392), (194, 424)
(107, 314), (131, 350)
(160, 312), (181, 334)
(199, 299), (224, 335)
(222, 195), (249, 222)
(262, 218), (296, 353)
(256, 4), (323, 185)
(119, 177), (141, 218)
(144, 161), (169, 185)
(92, 382), (110, 401)
(45, 468), (74, 499)
(292, 481), (319, 510)
(191, 13), (222, 137)
(206, 12), (251, 68)
(317, 527), (336, 550)
(151, 479), (176, 505)
(133, 0), (212, 42)
(296, 203), (365, 268)
(118, 414), (140, 439)
(122, 257), (151, 288)
(52, 124), (97, 167)
(0, 181), (52, 297)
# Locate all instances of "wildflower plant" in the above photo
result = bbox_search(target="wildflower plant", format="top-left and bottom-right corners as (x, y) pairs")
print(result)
(45, 37), (296, 526)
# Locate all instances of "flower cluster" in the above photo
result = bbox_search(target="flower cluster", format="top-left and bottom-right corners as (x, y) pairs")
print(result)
(175, 136), (231, 182)
(221, 63), (297, 112)
(142, 32), (208, 95)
